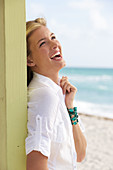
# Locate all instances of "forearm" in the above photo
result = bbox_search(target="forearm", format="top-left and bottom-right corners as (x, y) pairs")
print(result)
(67, 104), (87, 162)
(60, 76), (87, 162)
(72, 123), (87, 162)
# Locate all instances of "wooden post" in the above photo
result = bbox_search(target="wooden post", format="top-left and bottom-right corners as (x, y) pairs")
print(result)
(0, 0), (27, 169)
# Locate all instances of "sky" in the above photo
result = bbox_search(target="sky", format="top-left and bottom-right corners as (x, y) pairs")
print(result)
(26, 0), (113, 68)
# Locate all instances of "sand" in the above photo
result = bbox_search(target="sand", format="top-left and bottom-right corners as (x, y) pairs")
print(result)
(77, 114), (113, 170)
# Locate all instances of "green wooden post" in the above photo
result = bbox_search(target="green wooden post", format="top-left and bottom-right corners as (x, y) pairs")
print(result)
(0, 0), (27, 169)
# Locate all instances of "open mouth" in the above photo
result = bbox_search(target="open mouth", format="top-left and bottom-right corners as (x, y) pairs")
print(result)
(51, 51), (62, 60)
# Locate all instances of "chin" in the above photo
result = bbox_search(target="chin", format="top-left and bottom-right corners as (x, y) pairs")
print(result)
(62, 61), (66, 68)
(58, 60), (66, 71)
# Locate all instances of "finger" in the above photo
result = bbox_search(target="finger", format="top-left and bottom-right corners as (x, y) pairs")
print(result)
(60, 76), (68, 83)
(64, 83), (77, 94)
(60, 79), (68, 88)
(66, 84), (71, 93)
(63, 82), (71, 94)
(60, 77), (77, 94)
(70, 86), (77, 93)
(62, 76), (68, 79)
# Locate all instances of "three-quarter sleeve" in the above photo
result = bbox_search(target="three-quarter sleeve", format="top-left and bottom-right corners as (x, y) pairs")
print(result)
(25, 88), (59, 157)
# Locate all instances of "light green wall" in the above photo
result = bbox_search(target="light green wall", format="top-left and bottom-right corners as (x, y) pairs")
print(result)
(0, 0), (7, 169)
(0, 0), (27, 169)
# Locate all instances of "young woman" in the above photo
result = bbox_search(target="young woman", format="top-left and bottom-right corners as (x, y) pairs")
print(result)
(25, 18), (87, 170)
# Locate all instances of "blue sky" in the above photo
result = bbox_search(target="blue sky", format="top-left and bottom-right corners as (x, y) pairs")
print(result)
(26, 0), (113, 68)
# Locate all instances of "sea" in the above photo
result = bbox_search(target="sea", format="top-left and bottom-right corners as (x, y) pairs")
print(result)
(59, 67), (113, 119)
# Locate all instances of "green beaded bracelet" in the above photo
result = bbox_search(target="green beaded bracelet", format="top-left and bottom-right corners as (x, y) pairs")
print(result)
(67, 107), (78, 125)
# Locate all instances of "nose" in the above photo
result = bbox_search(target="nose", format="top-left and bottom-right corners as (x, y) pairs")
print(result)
(50, 40), (58, 50)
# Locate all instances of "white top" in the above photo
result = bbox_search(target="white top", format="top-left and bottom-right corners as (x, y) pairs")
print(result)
(25, 72), (84, 170)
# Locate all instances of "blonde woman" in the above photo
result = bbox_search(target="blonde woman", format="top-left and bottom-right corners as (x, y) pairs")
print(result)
(25, 18), (87, 170)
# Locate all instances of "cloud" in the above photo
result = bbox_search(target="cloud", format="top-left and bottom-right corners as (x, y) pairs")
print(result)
(26, 1), (46, 20)
(49, 18), (81, 40)
(68, 0), (99, 10)
(68, 0), (108, 30)
(90, 9), (107, 30)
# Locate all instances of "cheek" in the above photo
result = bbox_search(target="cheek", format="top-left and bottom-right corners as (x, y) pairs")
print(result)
(35, 49), (50, 65)
(31, 45), (50, 65)
(41, 47), (49, 54)
(39, 48), (50, 60)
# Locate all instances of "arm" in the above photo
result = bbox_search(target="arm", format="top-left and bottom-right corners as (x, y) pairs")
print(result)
(26, 90), (59, 170)
(72, 122), (87, 162)
(60, 76), (87, 162)
(67, 103), (87, 162)
(27, 151), (49, 170)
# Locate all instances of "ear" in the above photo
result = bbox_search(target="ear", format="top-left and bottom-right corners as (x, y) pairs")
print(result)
(27, 55), (36, 67)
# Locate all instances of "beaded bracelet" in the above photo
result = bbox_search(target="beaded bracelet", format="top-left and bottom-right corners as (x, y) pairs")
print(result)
(67, 107), (79, 125)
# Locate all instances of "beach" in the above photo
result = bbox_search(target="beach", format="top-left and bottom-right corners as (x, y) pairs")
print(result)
(77, 113), (113, 170)
(59, 67), (113, 169)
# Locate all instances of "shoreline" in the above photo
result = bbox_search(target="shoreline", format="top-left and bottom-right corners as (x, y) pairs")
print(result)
(79, 112), (113, 121)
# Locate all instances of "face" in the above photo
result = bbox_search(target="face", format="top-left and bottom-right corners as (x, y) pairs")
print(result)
(27, 26), (66, 76)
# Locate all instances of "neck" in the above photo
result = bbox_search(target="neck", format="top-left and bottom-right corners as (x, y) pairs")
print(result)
(49, 73), (59, 84)
(34, 70), (59, 85)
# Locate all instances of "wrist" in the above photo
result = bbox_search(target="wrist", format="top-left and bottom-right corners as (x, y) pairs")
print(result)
(66, 104), (73, 109)
(67, 106), (74, 109)
(67, 107), (78, 126)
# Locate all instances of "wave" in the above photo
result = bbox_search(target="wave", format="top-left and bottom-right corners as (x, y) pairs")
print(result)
(60, 74), (113, 83)
(71, 75), (113, 82)
(98, 85), (108, 91)
(73, 100), (113, 119)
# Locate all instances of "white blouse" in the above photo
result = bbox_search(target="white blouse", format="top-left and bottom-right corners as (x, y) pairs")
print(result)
(25, 72), (84, 170)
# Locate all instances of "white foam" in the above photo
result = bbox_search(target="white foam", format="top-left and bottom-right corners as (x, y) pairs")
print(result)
(73, 100), (113, 119)
(98, 85), (108, 90)
(66, 75), (113, 83)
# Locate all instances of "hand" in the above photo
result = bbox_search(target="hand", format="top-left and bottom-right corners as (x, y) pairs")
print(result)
(60, 76), (77, 108)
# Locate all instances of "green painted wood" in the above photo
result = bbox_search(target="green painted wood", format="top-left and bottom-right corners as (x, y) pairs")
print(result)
(0, 0), (27, 169)
(0, 0), (7, 169)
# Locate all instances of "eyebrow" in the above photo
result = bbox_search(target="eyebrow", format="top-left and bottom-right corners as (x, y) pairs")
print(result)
(37, 33), (55, 44)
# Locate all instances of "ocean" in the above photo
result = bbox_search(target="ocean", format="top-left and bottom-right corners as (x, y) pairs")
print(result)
(59, 67), (113, 119)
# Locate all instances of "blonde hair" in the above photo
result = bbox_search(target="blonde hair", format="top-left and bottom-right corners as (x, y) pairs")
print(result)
(26, 18), (46, 56)
(26, 18), (47, 86)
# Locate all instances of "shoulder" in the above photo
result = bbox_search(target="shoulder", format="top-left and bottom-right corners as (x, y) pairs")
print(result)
(28, 86), (59, 103)
(28, 86), (59, 117)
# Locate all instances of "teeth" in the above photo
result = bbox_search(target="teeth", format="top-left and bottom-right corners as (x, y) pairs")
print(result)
(51, 51), (60, 59)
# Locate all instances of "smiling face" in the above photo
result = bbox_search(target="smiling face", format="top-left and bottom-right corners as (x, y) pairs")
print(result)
(27, 26), (66, 77)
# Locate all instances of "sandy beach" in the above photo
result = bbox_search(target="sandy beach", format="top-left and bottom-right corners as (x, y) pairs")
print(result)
(77, 114), (113, 170)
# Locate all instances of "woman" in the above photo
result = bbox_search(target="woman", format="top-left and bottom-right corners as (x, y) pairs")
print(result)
(25, 18), (87, 170)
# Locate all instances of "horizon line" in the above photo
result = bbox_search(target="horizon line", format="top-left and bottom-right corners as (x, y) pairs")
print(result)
(63, 66), (113, 69)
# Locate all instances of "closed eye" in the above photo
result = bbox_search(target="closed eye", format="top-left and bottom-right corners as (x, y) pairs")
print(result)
(39, 41), (45, 47)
